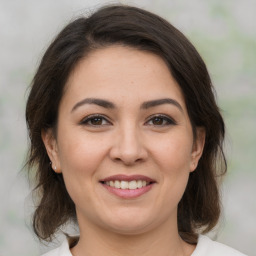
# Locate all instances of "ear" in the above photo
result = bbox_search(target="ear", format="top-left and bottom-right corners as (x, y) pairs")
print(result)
(41, 128), (62, 173)
(190, 127), (205, 172)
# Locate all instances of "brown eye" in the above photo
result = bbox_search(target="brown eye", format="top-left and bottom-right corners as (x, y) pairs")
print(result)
(146, 115), (176, 126)
(152, 117), (164, 125)
(80, 115), (110, 126)
(90, 117), (104, 125)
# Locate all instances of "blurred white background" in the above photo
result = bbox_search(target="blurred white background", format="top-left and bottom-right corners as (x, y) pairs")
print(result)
(0, 0), (255, 255)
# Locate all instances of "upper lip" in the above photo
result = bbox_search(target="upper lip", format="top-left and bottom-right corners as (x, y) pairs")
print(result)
(100, 174), (155, 183)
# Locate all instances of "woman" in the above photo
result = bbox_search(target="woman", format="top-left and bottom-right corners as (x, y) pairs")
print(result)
(25, 4), (246, 256)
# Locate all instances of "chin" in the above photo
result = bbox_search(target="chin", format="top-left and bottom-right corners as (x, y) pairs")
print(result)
(105, 221), (153, 236)
(98, 208), (159, 235)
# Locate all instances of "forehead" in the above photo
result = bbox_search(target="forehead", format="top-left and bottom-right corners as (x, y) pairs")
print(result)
(63, 45), (186, 108)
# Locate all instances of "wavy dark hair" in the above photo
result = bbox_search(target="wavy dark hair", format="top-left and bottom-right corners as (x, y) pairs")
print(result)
(26, 4), (226, 243)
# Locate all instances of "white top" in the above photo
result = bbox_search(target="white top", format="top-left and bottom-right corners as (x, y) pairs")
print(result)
(42, 235), (247, 256)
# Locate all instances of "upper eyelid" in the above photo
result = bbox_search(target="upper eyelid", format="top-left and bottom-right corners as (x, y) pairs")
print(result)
(80, 113), (176, 125)
(145, 114), (176, 122)
(80, 114), (112, 124)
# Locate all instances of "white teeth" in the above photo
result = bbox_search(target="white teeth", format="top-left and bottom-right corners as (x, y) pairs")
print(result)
(129, 180), (137, 189)
(120, 181), (128, 189)
(115, 180), (121, 188)
(114, 180), (120, 188)
(104, 180), (150, 189)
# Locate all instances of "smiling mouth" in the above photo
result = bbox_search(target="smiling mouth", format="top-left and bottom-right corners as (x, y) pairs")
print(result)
(101, 180), (152, 190)
(100, 174), (156, 190)
(100, 175), (155, 198)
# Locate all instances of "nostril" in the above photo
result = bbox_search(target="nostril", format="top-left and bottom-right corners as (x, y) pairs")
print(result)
(113, 157), (123, 163)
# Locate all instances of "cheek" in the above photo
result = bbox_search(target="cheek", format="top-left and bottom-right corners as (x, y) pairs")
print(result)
(56, 131), (108, 204)
(57, 127), (106, 170)
(151, 132), (193, 197)
(151, 133), (193, 172)
(56, 129), (109, 201)
(158, 139), (192, 205)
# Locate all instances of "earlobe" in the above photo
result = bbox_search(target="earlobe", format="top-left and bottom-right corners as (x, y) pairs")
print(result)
(190, 127), (206, 172)
(41, 129), (62, 173)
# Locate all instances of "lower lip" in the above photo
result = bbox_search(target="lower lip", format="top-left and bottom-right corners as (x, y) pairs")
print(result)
(102, 183), (154, 199)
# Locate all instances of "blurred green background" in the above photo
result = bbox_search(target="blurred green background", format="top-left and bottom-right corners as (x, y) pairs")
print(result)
(0, 0), (255, 255)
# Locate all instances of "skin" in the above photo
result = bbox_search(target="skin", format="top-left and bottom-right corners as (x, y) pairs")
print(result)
(42, 46), (205, 256)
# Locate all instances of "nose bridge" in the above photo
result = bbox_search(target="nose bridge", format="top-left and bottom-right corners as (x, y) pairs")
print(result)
(110, 121), (147, 165)
(121, 122), (140, 150)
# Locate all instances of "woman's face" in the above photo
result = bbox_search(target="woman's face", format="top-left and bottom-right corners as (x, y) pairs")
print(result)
(43, 46), (205, 235)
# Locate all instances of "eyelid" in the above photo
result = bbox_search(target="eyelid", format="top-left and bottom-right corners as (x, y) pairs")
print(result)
(79, 113), (177, 127)
(79, 114), (112, 126)
(145, 114), (177, 126)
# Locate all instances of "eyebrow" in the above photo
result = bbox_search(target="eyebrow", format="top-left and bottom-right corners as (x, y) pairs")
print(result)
(71, 97), (183, 112)
(141, 98), (183, 112)
(71, 98), (115, 112)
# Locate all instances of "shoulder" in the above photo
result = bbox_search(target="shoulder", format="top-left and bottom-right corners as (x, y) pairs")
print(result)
(41, 238), (72, 256)
(192, 235), (247, 256)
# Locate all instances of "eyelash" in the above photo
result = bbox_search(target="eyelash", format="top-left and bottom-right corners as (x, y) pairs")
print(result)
(80, 114), (177, 127)
(146, 114), (177, 126)
(80, 114), (110, 127)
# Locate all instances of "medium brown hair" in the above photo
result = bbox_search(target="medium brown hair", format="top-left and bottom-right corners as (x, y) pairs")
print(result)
(26, 4), (226, 243)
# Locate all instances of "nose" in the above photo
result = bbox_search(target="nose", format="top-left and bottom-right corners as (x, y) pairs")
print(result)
(109, 124), (148, 166)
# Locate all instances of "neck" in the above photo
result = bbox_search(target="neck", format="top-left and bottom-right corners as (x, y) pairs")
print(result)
(71, 217), (195, 256)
